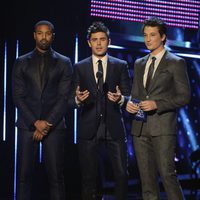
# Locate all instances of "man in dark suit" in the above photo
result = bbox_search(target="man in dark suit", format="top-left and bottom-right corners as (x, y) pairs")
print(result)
(12, 20), (73, 200)
(72, 21), (131, 200)
(126, 17), (190, 200)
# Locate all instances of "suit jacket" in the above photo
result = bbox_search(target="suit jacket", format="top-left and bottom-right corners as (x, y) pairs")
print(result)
(12, 48), (73, 131)
(131, 51), (190, 136)
(72, 55), (131, 140)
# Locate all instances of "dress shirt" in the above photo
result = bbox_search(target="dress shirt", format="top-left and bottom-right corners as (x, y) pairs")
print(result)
(143, 49), (166, 87)
(75, 54), (125, 106)
(92, 54), (107, 83)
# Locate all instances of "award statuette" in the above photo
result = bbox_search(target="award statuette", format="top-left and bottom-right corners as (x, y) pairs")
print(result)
(132, 99), (146, 121)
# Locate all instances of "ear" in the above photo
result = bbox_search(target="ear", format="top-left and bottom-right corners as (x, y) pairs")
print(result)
(52, 33), (55, 40)
(33, 32), (36, 40)
(161, 34), (166, 42)
(108, 38), (111, 46)
(87, 40), (91, 47)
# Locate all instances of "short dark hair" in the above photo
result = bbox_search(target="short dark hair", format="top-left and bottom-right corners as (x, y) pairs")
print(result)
(87, 21), (110, 40)
(142, 17), (167, 44)
(34, 20), (55, 33)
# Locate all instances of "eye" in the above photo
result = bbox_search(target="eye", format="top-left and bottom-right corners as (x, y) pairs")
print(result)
(46, 32), (52, 36)
(90, 38), (97, 42)
(101, 38), (106, 41)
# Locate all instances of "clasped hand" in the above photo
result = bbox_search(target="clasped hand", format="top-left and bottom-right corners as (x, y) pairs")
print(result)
(126, 100), (157, 113)
(33, 120), (53, 141)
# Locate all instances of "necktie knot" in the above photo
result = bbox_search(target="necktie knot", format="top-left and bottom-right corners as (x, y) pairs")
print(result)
(152, 56), (156, 62)
(98, 59), (102, 64)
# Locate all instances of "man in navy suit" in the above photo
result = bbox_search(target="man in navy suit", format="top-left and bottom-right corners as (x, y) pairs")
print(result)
(72, 21), (131, 200)
(126, 17), (190, 200)
(12, 20), (73, 200)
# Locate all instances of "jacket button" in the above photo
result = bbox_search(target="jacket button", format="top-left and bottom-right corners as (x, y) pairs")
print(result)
(146, 95), (149, 99)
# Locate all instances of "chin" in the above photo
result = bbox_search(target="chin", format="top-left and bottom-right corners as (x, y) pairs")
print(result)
(96, 52), (106, 57)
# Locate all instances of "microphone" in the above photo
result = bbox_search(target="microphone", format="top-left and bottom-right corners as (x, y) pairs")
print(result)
(96, 71), (103, 79)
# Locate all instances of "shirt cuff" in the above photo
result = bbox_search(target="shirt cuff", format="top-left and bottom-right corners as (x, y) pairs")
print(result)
(75, 96), (81, 107)
(118, 95), (125, 106)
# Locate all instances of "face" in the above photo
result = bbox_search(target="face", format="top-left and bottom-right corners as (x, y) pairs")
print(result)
(88, 32), (110, 58)
(34, 24), (54, 52)
(143, 26), (166, 55)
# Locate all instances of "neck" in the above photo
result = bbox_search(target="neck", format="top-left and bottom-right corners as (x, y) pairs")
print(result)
(36, 47), (50, 54)
(151, 45), (164, 56)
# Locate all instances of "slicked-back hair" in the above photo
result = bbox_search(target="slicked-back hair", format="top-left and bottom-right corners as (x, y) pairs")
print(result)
(87, 21), (110, 40)
(142, 17), (167, 45)
(34, 20), (55, 33)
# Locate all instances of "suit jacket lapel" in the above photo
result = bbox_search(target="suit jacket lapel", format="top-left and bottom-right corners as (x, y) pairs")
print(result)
(42, 51), (57, 91)
(28, 52), (42, 92)
(105, 56), (112, 84)
(88, 57), (98, 93)
(140, 56), (148, 92)
(148, 51), (168, 92)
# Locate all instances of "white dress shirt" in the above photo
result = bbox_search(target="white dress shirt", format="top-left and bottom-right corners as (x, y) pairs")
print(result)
(143, 49), (166, 87)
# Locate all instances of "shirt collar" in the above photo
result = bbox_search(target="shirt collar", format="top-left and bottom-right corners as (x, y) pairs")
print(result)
(92, 54), (108, 65)
(150, 48), (166, 61)
(34, 48), (53, 57)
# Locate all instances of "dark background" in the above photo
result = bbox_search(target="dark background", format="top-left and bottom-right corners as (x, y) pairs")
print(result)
(0, 0), (200, 199)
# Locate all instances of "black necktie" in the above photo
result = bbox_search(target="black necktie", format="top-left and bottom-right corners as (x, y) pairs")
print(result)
(97, 60), (104, 93)
(146, 57), (156, 92)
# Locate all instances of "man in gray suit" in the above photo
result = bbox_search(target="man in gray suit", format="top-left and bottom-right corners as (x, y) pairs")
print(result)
(126, 17), (190, 200)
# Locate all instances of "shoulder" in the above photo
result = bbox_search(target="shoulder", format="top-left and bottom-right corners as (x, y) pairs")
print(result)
(74, 57), (91, 67)
(53, 51), (71, 62)
(135, 54), (148, 64)
(165, 51), (185, 62)
(14, 51), (34, 67)
(16, 51), (33, 61)
(108, 55), (127, 65)
(164, 51), (187, 73)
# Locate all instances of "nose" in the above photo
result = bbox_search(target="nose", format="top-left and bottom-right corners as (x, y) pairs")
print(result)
(146, 35), (151, 42)
(97, 39), (101, 45)
(42, 33), (47, 39)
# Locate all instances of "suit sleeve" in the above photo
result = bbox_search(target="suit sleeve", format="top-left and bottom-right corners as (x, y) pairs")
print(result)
(67, 63), (82, 109)
(119, 61), (131, 106)
(12, 58), (37, 129)
(156, 58), (191, 114)
(45, 58), (73, 126)
(130, 61), (140, 101)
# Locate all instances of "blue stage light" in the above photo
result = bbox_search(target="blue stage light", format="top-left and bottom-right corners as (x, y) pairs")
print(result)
(74, 34), (79, 144)
(179, 108), (197, 151)
(3, 42), (7, 141)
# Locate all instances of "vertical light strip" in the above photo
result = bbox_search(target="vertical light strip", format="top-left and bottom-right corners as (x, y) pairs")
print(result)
(3, 42), (7, 141)
(74, 34), (79, 144)
(39, 142), (42, 163)
(179, 108), (197, 151)
(14, 40), (19, 200)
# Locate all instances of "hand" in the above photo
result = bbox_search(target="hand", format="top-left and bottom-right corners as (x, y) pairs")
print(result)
(33, 129), (44, 141)
(126, 101), (139, 114)
(139, 100), (157, 111)
(34, 120), (52, 135)
(107, 86), (122, 103)
(76, 86), (89, 103)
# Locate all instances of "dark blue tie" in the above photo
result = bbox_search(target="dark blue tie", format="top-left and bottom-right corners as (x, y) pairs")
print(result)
(97, 60), (104, 93)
